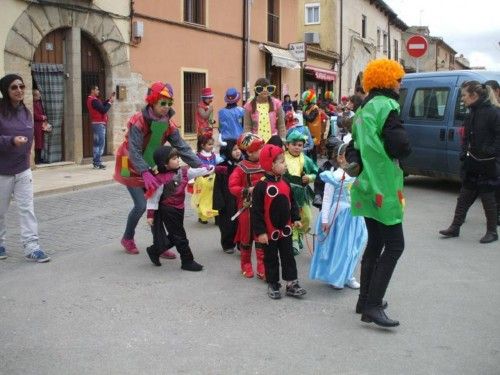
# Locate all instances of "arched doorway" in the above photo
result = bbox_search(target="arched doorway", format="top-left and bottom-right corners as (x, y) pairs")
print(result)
(81, 32), (107, 158)
(32, 28), (68, 163)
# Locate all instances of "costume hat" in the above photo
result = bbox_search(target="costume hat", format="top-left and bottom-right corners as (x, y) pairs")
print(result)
(260, 144), (283, 172)
(286, 128), (308, 144)
(301, 89), (316, 104)
(146, 81), (173, 105)
(224, 87), (240, 104)
(201, 87), (214, 99)
(237, 132), (264, 153)
(362, 58), (404, 93)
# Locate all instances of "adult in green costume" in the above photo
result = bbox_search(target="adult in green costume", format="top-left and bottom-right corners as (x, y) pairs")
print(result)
(349, 59), (411, 328)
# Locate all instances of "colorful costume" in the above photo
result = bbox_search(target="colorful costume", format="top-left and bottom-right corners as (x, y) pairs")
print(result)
(228, 133), (265, 278)
(351, 59), (409, 327)
(302, 89), (326, 161)
(192, 150), (221, 222)
(284, 130), (318, 254)
(310, 169), (367, 287)
(195, 87), (215, 137)
(243, 96), (285, 142)
(252, 144), (306, 298)
(218, 88), (244, 142)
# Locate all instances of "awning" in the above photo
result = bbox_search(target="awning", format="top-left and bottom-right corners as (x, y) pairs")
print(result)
(263, 45), (301, 69)
(304, 65), (337, 82)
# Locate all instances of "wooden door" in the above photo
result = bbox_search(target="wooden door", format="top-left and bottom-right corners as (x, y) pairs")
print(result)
(81, 32), (106, 158)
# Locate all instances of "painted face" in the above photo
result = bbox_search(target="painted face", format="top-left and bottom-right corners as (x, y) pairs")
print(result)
(287, 141), (304, 157)
(202, 139), (215, 153)
(272, 153), (286, 175)
(247, 148), (261, 162)
(167, 155), (180, 170)
(8, 79), (25, 103)
(461, 89), (479, 107)
(231, 144), (242, 161)
(152, 95), (173, 117)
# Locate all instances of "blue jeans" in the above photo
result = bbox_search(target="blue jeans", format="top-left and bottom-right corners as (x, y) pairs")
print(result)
(123, 186), (146, 239)
(92, 123), (106, 166)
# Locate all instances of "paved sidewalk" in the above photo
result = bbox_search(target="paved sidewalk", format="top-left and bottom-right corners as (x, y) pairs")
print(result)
(32, 160), (116, 197)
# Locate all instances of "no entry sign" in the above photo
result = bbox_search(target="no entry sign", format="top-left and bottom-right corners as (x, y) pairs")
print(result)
(406, 35), (428, 58)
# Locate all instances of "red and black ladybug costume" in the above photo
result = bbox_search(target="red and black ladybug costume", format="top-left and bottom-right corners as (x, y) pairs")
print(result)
(252, 145), (301, 286)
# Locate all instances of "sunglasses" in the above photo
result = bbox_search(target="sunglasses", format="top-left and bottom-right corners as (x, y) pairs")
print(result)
(9, 84), (25, 91)
(255, 85), (276, 95)
(159, 99), (174, 107)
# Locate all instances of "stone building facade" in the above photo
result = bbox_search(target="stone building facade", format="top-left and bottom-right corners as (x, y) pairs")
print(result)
(1, 0), (135, 164)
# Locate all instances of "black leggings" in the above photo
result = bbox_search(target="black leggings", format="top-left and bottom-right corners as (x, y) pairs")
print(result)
(263, 236), (298, 284)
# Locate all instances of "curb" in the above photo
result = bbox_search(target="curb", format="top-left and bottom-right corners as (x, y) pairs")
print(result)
(34, 179), (117, 198)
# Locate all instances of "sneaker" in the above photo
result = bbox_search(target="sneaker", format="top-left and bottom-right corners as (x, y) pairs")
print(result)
(160, 249), (177, 259)
(267, 283), (282, 299)
(25, 249), (50, 263)
(223, 247), (235, 254)
(121, 238), (139, 254)
(345, 277), (360, 289)
(93, 164), (106, 169)
(286, 280), (307, 297)
(0, 246), (7, 260)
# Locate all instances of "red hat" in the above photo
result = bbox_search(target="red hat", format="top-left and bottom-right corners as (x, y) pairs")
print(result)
(201, 87), (214, 99)
(259, 144), (284, 172)
(341, 95), (348, 101)
(146, 82), (173, 105)
(237, 132), (264, 153)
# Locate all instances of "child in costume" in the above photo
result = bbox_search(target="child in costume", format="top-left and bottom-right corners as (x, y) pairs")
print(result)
(284, 129), (318, 255)
(302, 89), (326, 162)
(213, 139), (243, 254)
(217, 88), (244, 144)
(145, 146), (212, 271)
(309, 140), (367, 289)
(252, 144), (307, 299)
(286, 112), (314, 156)
(228, 132), (265, 278)
(195, 87), (216, 138)
(192, 134), (222, 224)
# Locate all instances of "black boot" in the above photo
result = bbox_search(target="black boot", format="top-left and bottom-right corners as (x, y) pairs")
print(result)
(439, 188), (477, 238)
(361, 305), (399, 327)
(146, 245), (162, 266)
(181, 260), (203, 271)
(479, 192), (498, 244)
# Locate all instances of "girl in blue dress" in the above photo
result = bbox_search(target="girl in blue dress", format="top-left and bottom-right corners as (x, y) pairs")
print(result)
(309, 140), (367, 289)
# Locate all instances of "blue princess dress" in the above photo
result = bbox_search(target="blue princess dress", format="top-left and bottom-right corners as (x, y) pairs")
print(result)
(309, 169), (367, 288)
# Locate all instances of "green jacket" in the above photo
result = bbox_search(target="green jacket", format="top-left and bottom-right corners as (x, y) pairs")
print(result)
(350, 95), (405, 225)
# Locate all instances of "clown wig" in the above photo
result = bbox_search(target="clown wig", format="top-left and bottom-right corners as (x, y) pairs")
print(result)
(362, 59), (405, 93)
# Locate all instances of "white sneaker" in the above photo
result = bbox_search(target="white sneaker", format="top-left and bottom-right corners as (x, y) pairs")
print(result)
(346, 277), (360, 289)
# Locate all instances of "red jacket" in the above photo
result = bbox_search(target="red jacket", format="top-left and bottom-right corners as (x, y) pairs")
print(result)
(86, 95), (109, 124)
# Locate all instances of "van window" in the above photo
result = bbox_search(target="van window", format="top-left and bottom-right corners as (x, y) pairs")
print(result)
(398, 88), (407, 110)
(454, 93), (468, 121)
(409, 88), (449, 120)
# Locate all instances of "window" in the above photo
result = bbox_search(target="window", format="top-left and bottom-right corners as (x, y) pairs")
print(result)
(398, 88), (408, 110)
(383, 32), (388, 53)
(305, 3), (320, 24)
(183, 72), (206, 133)
(454, 91), (468, 122)
(268, 0), (280, 43)
(184, 0), (205, 25)
(394, 39), (399, 60)
(377, 29), (381, 51)
(361, 15), (366, 38)
(409, 88), (450, 120)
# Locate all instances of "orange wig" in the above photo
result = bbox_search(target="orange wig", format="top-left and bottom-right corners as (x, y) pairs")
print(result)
(362, 59), (405, 93)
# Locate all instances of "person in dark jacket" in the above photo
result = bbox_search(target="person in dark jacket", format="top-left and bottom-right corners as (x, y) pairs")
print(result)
(439, 81), (499, 243)
(349, 59), (411, 328)
(0, 74), (50, 262)
(86, 85), (115, 169)
(213, 139), (243, 253)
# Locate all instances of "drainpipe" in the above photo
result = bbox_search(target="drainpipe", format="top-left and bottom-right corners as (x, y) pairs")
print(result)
(242, 0), (251, 103)
(387, 17), (391, 59)
(339, 0), (343, 99)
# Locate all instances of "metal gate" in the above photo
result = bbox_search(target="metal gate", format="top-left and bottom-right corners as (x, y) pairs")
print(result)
(81, 32), (106, 158)
(183, 72), (206, 134)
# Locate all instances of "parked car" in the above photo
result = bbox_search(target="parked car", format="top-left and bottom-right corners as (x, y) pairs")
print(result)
(399, 70), (500, 181)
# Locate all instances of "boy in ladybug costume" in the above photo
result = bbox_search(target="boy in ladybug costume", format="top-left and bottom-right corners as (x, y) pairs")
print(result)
(252, 144), (307, 299)
(228, 133), (265, 279)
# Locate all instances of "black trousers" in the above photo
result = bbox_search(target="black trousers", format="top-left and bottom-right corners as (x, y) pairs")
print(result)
(215, 209), (237, 250)
(263, 235), (298, 284)
(152, 205), (194, 262)
(362, 218), (405, 307)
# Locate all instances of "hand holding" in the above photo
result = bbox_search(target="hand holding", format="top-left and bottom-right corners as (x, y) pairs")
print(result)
(257, 233), (269, 245)
(142, 170), (160, 191)
(321, 223), (330, 234)
(147, 218), (154, 226)
(13, 136), (28, 146)
(301, 175), (310, 184)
